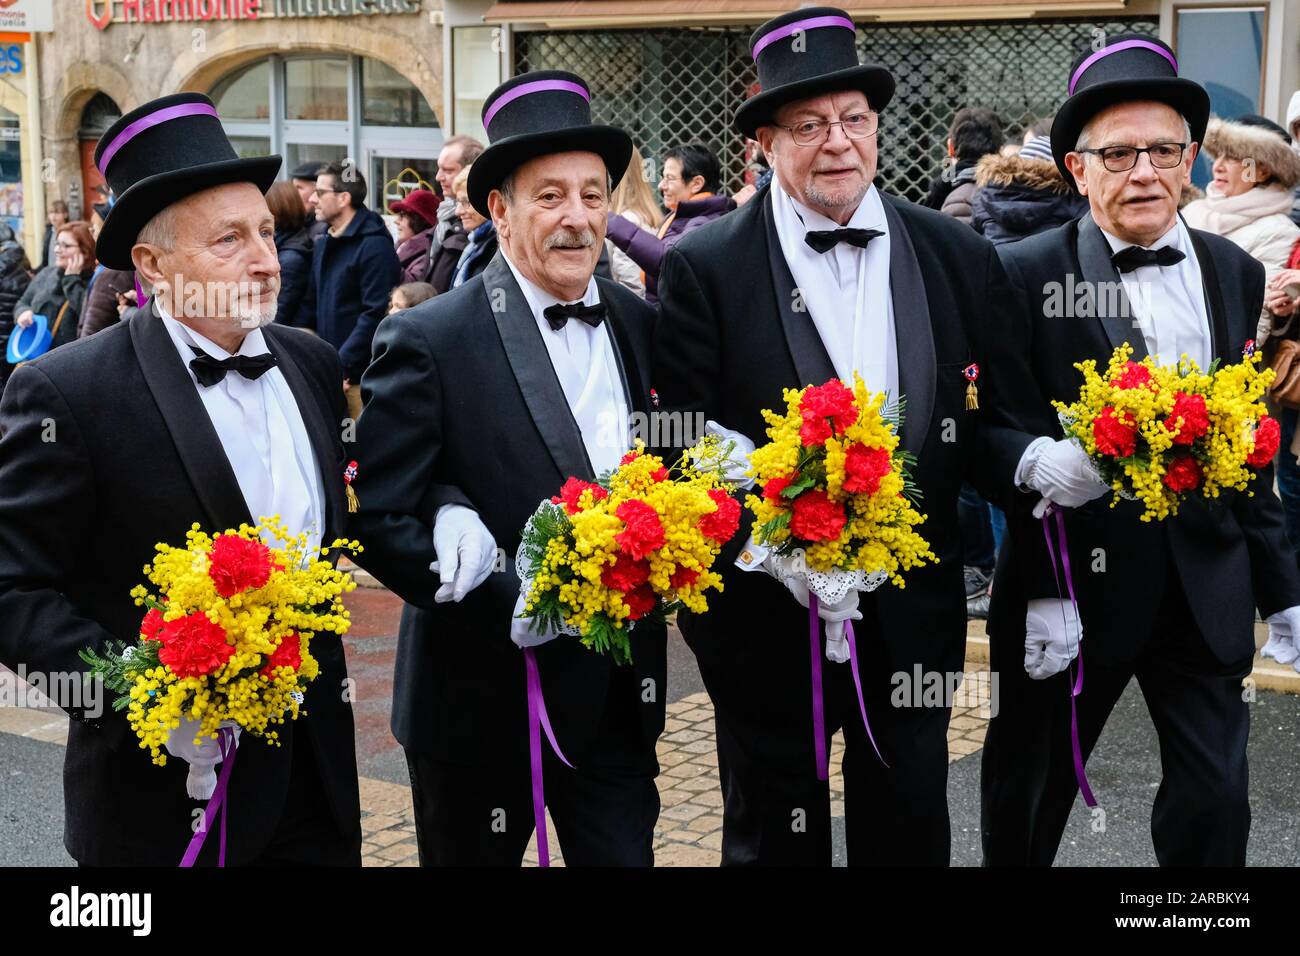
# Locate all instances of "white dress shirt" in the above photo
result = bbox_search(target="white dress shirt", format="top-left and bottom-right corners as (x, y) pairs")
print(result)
(500, 252), (630, 476)
(769, 175), (899, 400)
(1100, 218), (1212, 371)
(159, 309), (325, 558)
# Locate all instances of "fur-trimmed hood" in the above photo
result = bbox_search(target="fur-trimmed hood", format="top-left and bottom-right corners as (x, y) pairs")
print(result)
(975, 153), (1072, 194)
(1202, 117), (1300, 189)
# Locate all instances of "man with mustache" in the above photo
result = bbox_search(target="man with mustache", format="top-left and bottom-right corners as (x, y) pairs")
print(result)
(980, 36), (1300, 866)
(351, 72), (666, 865)
(0, 93), (362, 865)
(654, 8), (1030, 864)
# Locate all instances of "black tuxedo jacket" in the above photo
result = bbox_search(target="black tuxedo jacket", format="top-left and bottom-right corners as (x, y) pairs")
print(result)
(0, 305), (361, 865)
(653, 184), (1034, 768)
(985, 213), (1300, 666)
(351, 252), (667, 770)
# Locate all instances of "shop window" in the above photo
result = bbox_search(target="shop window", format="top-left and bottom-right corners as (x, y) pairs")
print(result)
(285, 57), (348, 121)
(363, 59), (436, 127)
(211, 60), (270, 121)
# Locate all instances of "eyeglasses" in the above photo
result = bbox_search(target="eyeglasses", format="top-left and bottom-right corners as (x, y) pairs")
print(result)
(1077, 143), (1188, 172)
(313, 187), (342, 196)
(55, 241), (79, 251)
(777, 111), (878, 147)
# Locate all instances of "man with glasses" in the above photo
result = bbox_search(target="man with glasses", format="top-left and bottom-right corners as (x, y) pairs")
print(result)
(653, 6), (1030, 865)
(978, 35), (1300, 865)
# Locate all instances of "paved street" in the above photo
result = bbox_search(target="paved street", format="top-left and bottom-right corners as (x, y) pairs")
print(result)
(2, 582), (1298, 867)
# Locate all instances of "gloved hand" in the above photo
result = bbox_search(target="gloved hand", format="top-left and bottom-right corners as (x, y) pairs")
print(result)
(1018, 437), (1109, 512)
(165, 717), (241, 800)
(764, 552), (861, 662)
(510, 591), (562, 650)
(1261, 607), (1300, 666)
(698, 420), (757, 489)
(430, 504), (498, 603)
(1024, 598), (1081, 680)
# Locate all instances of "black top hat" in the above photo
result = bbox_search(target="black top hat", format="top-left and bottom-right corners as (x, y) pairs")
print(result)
(94, 92), (282, 270)
(466, 71), (633, 217)
(735, 6), (894, 139)
(1051, 33), (1210, 189)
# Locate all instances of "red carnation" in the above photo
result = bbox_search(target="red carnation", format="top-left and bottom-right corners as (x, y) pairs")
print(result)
(670, 566), (700, 590)
(799, 413), (832, 447)
(601, 552), (651, 592)
(800, 380), (858, 437)
(1163, 392), (1209, 446)
(698, 489), (741, 543)
(1163, 454), (1203, 493)
(615, 499), (665, 558)
(157, 612), (235, 679)
(623, 584), (657, 621)
(551, 477), (608, 515)
(842, 443), (893, 495)
(1110, 361), (1152, 390)
(207, 534), (277, 598)
(763, 474), (795, 503)
(261, 632), (302, 677)
(1092, 407), (1138, 458)
(1247, 415), (1281, 468)
(140, 609), (166, 643)
(620, 451), (641, 466)
(790, 489), (847, 542)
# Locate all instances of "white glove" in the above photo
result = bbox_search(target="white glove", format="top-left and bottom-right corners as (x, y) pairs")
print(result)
(165, 717), (241, 800)
(510, 590), (562, 650)
(1261, 608), (1300, 666)
(1024, 598), (1081, 680)
(430, 504), (498, 603)
(1017, 437), (1109, 512)
(763, 552), (861, 662)
(703, 420), (757, 489)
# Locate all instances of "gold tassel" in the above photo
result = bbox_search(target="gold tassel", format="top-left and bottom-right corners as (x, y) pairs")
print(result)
(346, 485), (359, 513)
(965, 381), (979, 411)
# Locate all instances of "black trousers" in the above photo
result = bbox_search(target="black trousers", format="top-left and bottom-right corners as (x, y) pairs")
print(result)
(405, 671), (660, 866)
(981, 567), (1252, 867)
(702, 630), (954, 867)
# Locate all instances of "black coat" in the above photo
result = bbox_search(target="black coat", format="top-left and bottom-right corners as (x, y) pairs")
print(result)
(970, 153), (1090, 246)
(274, 225), (314, 329)
(351, 252), (667, 770)
(0, 308), (361, 865)
(653, 184), (1033, 769)
(985, 213), (1300, 667)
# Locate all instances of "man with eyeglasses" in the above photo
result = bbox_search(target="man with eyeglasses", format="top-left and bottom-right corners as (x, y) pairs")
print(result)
(978, 34), (1300, 866)
(653, 6), (1030, 865)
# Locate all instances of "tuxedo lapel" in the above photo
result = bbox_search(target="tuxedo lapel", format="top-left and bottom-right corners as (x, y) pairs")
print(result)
(1077, 213), (1147, 361)
(762, 193), (836, 389)
(881, 196), (935, 460)
(129, 301), (253, 531)
(482, 253), (594, 481)
(263, 328), (345, 544)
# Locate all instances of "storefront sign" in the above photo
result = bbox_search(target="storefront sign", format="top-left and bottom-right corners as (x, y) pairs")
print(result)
(0, 0), (53, 33)
(0, 44), (22, 73)
(86, 0), (421, 31)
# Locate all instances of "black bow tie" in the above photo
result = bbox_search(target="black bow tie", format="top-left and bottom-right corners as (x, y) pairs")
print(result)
(804, 227), (884, 254)
(189, 347), (278, 387)
(1110, 245), (1186, 274)
(543, 301), (606, 331)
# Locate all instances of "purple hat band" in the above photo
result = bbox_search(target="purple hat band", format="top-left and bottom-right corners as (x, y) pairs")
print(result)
(483, 79), (590, 131)
(1068, 39), (1178, 96)
(752, 15), (855, 58)
(98, 102), (220, 176)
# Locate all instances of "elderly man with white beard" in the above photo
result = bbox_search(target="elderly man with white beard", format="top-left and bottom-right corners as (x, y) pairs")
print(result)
(0, 93), (362, 866)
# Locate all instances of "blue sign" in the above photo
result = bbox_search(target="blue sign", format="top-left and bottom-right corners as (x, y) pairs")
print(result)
(0, 46), (23, 75)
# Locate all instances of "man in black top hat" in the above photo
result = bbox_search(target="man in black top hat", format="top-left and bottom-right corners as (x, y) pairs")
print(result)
(978, 34), (1300, 865)
(351, 71), (666, 866)
(0, 92), (362, 865)
(654, 6), (1031, 865)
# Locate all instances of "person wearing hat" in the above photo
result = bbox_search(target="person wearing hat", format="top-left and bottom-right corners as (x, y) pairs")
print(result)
(653, 7), (1031, 866)
(290, 160), (330, 242)
(0, 92), (363, 866)
(351, 71), (666, 866)
(977, 35), (1300, 866)
(391, 187), (440, 285)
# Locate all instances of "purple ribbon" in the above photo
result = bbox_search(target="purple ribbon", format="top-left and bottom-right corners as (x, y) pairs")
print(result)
(1041, 506), (1097, 808)
(98, 102), (220, 175)
(844, 621), (887, 766)
(808, 596), (828, 781)
(483, 80), (589, 131)
(1068, 39), (1177, 95)
(524, 647), (573, 867)
(133, 273), (145, 310)
(752, 14), (855, 58)
(179, 726), (238, 867)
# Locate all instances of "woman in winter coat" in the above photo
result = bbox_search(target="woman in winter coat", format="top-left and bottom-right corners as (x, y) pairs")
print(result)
(0, 223), (32, 392)
(12, 220), (94, 355)
(266, 180), (315, 328)
(971, 135), (1089, 244)
(390, 188), (439, 285)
